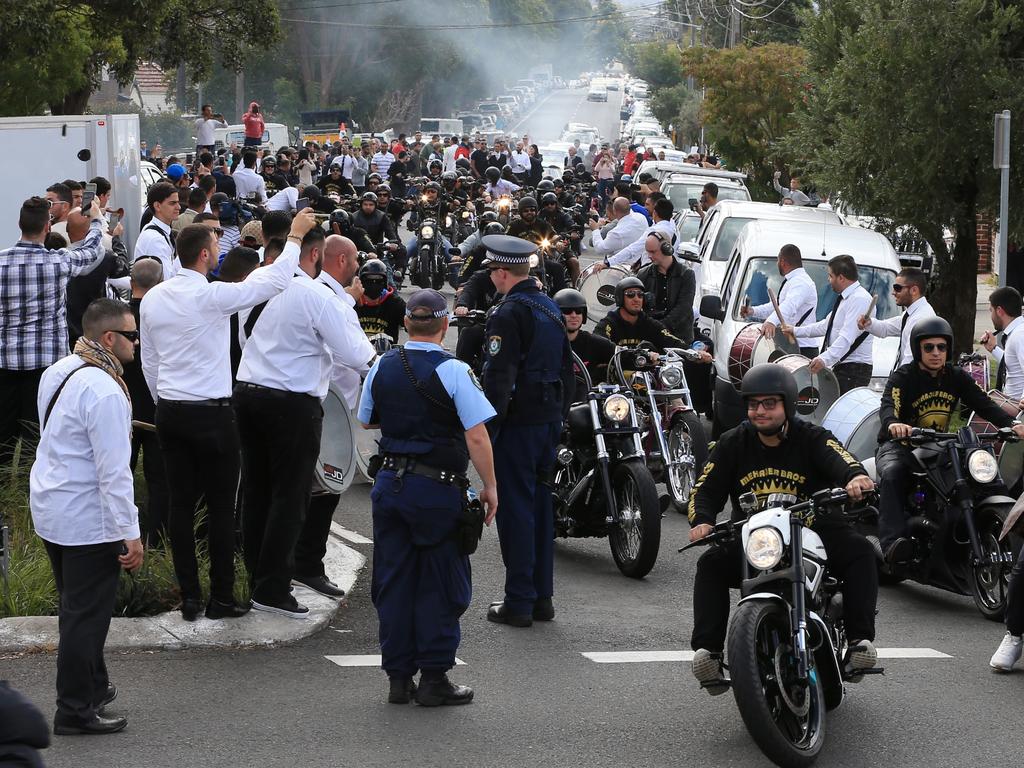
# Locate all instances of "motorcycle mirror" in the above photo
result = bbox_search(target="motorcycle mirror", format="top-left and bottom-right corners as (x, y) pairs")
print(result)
(738, 492), (759, 515)
(448, 247), (462, 256)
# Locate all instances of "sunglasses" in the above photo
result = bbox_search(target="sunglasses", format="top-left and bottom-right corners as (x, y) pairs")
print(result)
(561, 308), (584, 315)
(746, 396), (781, 412)
(114, 330), (140, 342)
(892, 284), (907, 293)
(922, 342), (947, 353)
(622, 290), (644, 299)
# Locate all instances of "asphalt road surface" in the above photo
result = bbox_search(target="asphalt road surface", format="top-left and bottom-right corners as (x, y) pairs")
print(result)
(511, 86), (623, 145)
(5, 90), (1024, 768)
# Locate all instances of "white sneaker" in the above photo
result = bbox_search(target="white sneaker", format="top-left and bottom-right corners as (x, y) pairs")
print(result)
(845, 639), (877, 681)
(990, 632), (1023, 672)
(692, 648), (729, 695)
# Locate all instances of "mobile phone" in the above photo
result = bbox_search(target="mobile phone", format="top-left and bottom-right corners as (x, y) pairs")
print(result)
(108, 211), (121, 232)
(296, 197), (309, 211)
(689, 198), (698, 212)
(81, 182), (97, 211)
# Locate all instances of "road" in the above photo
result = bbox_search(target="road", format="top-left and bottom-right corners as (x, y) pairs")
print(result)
(5, 90), (1024, 768)
(511, 86), (623, 145)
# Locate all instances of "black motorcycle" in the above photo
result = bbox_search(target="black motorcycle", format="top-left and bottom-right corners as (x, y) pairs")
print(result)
(865, 426), (1022, 620)
(410, 216), (446, 290)
(553, 351), (661, 578)
(682, 488), (881, 768)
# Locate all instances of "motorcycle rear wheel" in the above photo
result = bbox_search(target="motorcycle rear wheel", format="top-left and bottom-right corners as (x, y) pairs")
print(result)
(607, 460), (661, 579)
(969, 505), (1020, 621)
(728, 600), (827, 768)
(665, 410), (708, 513)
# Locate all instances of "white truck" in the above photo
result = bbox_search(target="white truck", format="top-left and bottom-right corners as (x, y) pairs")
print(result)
(0, 114), (143, 252)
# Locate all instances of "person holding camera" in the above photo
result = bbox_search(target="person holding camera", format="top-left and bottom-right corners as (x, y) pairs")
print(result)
(242, 102), (264, 148)
(195, 105), (227, 154)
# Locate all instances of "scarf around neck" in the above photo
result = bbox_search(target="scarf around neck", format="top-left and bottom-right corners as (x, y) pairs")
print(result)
(73, 336), (131, 404)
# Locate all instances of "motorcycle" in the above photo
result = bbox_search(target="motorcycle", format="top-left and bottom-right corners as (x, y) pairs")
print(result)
(366, 332), (395, 356)
(452, 309), (488, 376)
(863, 426), (1022, 620)
(410, 216), (446, 291)
(554, 352), (661, 578)
(610, 344), (709, 513)
(681, 488), (882, 768)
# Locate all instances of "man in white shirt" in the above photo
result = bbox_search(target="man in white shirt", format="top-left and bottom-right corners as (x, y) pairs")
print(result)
(509, 141), (530, 180)
(194, 104), (228, 152)
(742, 243), (819, 358)
(601, 197), (677, 270)
(442, 136), (459, 174)
(140, 212), (315, 622)
(588, 197), (648, 259)
(982, 286), (1024, 399)
(235, 228), (376, 618)
(858, 266), (934, 369)
(30, 298), (144, 735)
(231, 151), (268, 204)
(133, 182), (180, 280)
(783, 254), (875, 394)
(372, 146), (395, 178)
(264, 185), (300, 213)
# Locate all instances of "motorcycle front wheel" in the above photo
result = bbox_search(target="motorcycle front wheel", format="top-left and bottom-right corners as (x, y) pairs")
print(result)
(415, 251), (431, 289)
(728, 600), (827, 768)
(665, 410), (709, 513)
(607, 460), (661, 579)
(969, 505), (1020, 621)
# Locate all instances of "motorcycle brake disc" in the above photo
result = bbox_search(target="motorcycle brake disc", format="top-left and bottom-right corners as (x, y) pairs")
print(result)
(774, 645), (811, 717)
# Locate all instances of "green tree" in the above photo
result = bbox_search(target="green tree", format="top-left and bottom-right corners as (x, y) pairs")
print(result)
(650, 82), (702, 148)
(791, 0), (1024, 351)
(624, 42), (685, 90)
(589, 0), (630, 67)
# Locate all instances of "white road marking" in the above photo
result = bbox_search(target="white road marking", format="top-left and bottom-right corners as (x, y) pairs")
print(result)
(581, 648), (952, 663)
(332, 629), (353, 634)
(330, 522), (373, 545)
(325, 655), (465, 667)
(876, 648), (952, 659)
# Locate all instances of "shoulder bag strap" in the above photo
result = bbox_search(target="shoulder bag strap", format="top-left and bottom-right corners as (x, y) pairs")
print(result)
(43, 364), (91, 429)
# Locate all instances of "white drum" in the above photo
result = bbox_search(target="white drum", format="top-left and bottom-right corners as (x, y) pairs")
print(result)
(577, 262), (632, 327)
(727, 323), (801, 387)
(773, 354), (840, 426)
(821, 387), (882, 462)
(314, 385), (358, 495)
(354, 414), (379, 484)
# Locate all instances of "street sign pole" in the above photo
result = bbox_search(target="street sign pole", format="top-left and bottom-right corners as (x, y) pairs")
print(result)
(995, 110), (1011, 286)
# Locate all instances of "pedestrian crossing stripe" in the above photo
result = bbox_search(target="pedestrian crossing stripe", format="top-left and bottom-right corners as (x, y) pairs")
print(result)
(580, 648), (952, 663)
(325, 655), (466, 667)
(330, 522), (373, 545)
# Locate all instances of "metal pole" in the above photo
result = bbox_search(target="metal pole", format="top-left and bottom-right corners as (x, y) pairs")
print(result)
(996, 110), (1011, 286)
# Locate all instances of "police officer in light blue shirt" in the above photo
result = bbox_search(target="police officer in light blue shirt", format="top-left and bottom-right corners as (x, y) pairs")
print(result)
(357, 289), (498, 707)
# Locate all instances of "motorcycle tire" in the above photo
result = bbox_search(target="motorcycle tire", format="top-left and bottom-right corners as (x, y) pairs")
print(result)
(969, 505), (1021, 621)
(728, 600), (827, 768)
(415, 253), (430, 289)
(607, 460), (661, 579)
(665, 410), (709, 514)
(431, 263), (445, 290)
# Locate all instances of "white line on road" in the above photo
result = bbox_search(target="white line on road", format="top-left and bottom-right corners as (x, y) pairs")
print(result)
(876, 648), (952, 659)
(325, 655), (466, 667)
(581, 648), (953, 664)
(330, 522), (373, 545)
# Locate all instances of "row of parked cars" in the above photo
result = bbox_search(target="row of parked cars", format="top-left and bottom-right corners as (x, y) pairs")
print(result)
(473, 78), (555, 129)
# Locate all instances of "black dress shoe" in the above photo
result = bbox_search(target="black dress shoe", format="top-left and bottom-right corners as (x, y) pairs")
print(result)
(533, 598), (555, 621)
(885, 537), (914, 567)
(54, 714), (128, 735)
(292, 574), (346, 598)
(97, 683), (116, 712)
(205, 598), (251, 620)
(487, 602), (532, 628)
(180, 598), (204, 622)
(415, 674), (473, 706)
(387, 677), (417, 704)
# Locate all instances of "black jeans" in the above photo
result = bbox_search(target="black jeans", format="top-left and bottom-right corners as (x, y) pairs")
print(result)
(875, 440), (912, 549)
(295, 492), (340, 579)
(690, 526), (878, 652)
(155, 400), (240, 603)
(130, 430), (169, 548)
(234, 385), (322, 605)
(0, 367), (45, 468)
(833, 362), (873, 394)
(1005, 546), (1024, 636)
(43, 540), (121, 725)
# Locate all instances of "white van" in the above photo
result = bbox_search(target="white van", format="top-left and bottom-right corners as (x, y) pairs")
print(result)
(420, 118), (464, 137)
(699, 220), (902, 430)
(214, 123), (290, 151)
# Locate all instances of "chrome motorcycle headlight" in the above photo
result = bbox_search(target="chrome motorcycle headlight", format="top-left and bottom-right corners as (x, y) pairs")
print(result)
(745, 527), (783, 570)
(420, 225), (434, 239)
(603, 394), (631, 423)
(660, 364), (683, 389)
(968, 449), (999, 484)
(462, 210), (470, 219)
(445, 215), (453, 227)
(529, 254), (539, 268)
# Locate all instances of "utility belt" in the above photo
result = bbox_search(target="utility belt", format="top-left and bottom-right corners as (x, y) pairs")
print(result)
(378, 455), (469, 489)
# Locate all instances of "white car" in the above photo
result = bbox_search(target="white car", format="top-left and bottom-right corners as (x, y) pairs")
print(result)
(661, 172), (750, 216)
(587, 86), (608, 102)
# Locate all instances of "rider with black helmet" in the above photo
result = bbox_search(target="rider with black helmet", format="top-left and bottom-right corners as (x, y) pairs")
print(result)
(456, 220), (505, 287)
(484, 165), (520, 198)
(330, 207), (376, 254)
(405, 180), (454, 273)
(318, 163), (356, 202)
(354, 258), (406, 344)
(875, 315), (1024, 565)
(688, 363), (879, 694)
(554, 288), (615, 401)
(375, 184), (406, 228)
(593, 276), (686, 352)
(352, 190), (401, 262)
(506, 197), (567, 296)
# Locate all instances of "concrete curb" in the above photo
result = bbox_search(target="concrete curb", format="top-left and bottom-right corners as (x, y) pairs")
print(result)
(0, 531), (367, 654)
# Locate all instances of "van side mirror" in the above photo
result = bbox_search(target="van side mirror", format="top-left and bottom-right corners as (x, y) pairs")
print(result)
(699, 294), (726, 322)
(677, 241), (700, 262)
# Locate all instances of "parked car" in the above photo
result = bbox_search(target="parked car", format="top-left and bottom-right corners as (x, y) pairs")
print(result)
(587, 86), (608, 102)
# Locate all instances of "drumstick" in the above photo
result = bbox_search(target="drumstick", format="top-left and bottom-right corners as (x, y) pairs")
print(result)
(132, 420), (157, 433)
(863, 294), (878, 323)
(768, 288), (796, 344)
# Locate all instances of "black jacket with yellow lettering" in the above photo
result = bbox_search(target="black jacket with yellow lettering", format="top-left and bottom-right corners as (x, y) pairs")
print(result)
(877, 363), (1012, 443)
(688, 418), (865, 530)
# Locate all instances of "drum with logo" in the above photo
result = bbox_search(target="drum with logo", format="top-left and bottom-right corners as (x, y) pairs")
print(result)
(772, 354), (840, 425)
(958, 353), (990, 391)
(354, 411), (379, 484)
(314, 384), (358, 495)
(577, 262), (632, 327)
(727, 323), (801, 387)
(821, 387), (882, 462)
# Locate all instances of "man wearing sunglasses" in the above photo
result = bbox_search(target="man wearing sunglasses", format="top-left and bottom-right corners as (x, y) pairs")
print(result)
(593, 276), (687, 355)
(554, 288), (614, 402)
(857, 266), (934, 368)
(875, 316), (1024, 568)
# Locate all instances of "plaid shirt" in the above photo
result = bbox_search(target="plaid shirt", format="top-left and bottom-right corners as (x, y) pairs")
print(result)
(0, 220), (104, 370)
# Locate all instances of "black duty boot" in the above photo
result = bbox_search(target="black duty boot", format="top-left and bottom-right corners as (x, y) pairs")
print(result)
(415, 673), (474, 707)
(388, 677), (417, 704)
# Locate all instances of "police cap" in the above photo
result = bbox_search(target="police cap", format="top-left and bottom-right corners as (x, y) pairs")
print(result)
(480, 234), (538, 266)
(406, 289), (449, 319)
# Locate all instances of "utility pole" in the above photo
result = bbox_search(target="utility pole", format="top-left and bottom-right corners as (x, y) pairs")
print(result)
(235, 71), (245, 121)
(994, 110), (1011, 286)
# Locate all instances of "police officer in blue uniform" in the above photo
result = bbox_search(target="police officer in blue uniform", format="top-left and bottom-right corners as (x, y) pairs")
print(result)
(358, 289), (499, 706)
(480, 235), (574, 627)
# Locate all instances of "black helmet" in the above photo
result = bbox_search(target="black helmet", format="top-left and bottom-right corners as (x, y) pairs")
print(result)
(477, 210), (499, 232)
(360, 191), (378, 204)
(358, 258), (390, 296)
(911, 315), (953, 363)
(424, 180), (442, 193)
(553, 177), (565, 189)
(455, 157), (471, 171)
(329, 208), (352, 235)
(441, 171), (458, 188)
(367, 172), (382, 184)
(741, 363), (798, 421)
(518, 196), (538, 211)
(540, 192), (559, 206)
(554, 288), (587, 322)
(485, 166), (501, 182)
(614, 276), (645, 308)
(562, 168), (574, 180)
(537, 179), (555, 193)
(376, 183), (391, 195)
(428, 159), (443, 172)
(483, 221), (505, 236)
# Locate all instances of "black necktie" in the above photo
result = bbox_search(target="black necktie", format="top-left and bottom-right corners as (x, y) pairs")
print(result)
(997, 331), (1009, 390)
(892, 312), (910, 372)
(823, 295), (842, 351)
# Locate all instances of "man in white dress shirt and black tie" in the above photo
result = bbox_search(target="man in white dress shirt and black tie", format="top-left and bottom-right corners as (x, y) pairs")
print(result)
(741, 243), (818, 358)
(782, 254), (874, 393)
(140, 213), (316, 622)
(858, 266), (934, 369)
(235, 227), (376, 618)
(982, 286), (1024, 399)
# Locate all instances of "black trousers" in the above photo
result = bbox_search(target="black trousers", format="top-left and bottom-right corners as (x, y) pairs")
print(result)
(43, 540), (121, 725)
(295, 492), (340, 579)
(875, 440), (912, 549)
(234, 386), (322, 605)
(690, 526), (878, 653)
(1005, 546), (1024, 636)
(155, 400), (240, 603)
(0, 368), (45, 468)
(130, 430), (169, 548)
(833, 362), (873, 394)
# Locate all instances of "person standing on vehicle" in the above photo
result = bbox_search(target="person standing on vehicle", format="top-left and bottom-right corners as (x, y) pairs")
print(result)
(358, 289), (498, 706)
(242, 102), (264, 148)
(555, 288), (614, 402)
(687, 363), (878, 694)
(874, 316), (1024, 567)
(857, 266), (935, 369)
(781, 255), (874, 393)
(195, 105), (227, 154)
(481, 236), (574, 627)
(741, 243), (819, 358)
(981, 286), (1024, 399)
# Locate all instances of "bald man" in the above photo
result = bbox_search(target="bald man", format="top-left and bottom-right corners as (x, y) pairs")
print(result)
(588, 197), (648, 258)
